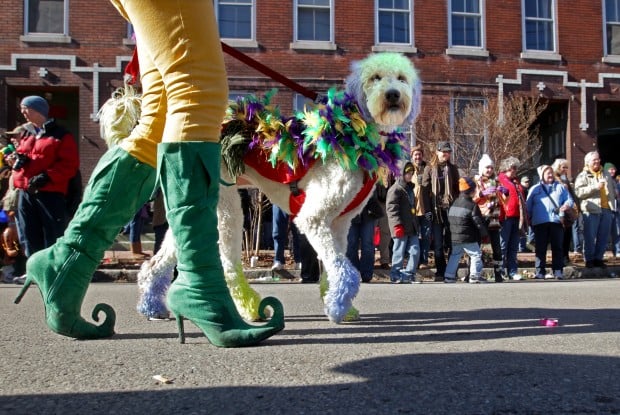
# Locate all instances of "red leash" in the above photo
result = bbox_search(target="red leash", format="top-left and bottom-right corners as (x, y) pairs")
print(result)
(221, 42), (318, 101)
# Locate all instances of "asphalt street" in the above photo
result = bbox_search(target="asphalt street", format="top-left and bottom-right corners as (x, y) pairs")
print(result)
(1, 279), (618, 414)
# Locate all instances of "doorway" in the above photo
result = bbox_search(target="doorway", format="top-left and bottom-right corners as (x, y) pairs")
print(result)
(597, 101), (620, 171)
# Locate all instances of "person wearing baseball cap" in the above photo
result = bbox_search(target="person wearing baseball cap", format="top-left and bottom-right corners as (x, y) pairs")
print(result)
(444, 177), (489, 283)
(421, 140), (460, 281)
(10, 96), (79, 282)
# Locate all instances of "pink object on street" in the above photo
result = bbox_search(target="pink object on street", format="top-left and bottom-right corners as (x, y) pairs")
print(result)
(539, 318), (559, 327)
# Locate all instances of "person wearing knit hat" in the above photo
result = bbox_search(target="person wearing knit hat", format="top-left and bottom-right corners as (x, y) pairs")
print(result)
(444, 176), (489, 283)
(20, 96), (49, 118)
(526, 163), (574, 279)
(603, 162), (616, 176)
(473, 154), (505, 282)
(478, 154), (493, 176)
(603, 161), (620, 259)
(8, 94), (80, 287)
(459, 177), (475, 193)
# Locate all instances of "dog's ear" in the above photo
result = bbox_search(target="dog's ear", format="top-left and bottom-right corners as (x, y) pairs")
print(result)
(345, 60), (372, 120)
(406, 74), (422, 125)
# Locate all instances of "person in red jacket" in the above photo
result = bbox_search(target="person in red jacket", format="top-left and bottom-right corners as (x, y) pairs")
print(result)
(9, 96), (79, 265)
(497, 156), (528, 280)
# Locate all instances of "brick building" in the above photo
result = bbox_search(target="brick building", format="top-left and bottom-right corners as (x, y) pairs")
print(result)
(2, 0), (620, 182)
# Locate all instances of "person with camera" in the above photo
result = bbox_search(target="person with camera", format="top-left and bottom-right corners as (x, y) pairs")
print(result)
(526, 164), (574, 280)
(9, 96), (79, 275)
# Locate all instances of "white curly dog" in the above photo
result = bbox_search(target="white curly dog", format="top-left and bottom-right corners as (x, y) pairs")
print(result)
(134, 52), (421, 323)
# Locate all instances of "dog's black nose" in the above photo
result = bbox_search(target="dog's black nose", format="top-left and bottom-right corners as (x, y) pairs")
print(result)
(385, 89), (400, 104)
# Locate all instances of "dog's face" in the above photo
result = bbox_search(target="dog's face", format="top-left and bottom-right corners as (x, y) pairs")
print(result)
(346, 53), (421, 129)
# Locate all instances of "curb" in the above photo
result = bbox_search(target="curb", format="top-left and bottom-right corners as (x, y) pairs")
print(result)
(92, 264), (619, 283)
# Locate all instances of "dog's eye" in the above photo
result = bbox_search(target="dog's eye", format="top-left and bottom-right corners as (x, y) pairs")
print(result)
(371, 74), (382, 82)
(398, 75), (408, 83)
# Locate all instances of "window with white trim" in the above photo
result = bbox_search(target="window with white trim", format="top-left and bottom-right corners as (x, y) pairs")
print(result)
(25, 0), (68, 35)
(522, 0), (556, 52)
(604, 0), (620, 56)
(376, 0), (413, 45)
(216, 0), (255, 40)
(294, 0), (333, 43)
(449, 0), (483, 48)
(451, 97), (487, 171)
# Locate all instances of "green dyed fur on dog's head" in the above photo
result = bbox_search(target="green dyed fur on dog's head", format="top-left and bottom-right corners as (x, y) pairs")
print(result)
(346, 52), (421, 128)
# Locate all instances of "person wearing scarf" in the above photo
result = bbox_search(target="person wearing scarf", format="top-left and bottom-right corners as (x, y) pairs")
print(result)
(574, 151), (618, 269)
(421, 141), (459, 281)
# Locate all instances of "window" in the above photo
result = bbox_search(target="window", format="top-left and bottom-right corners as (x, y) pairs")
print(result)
(376, 0), (413, 45)
(446, 0), (488, 57)
(523, 0), (555, 52)
(294, 94), (315, 112)
(293, 0), (335, 48)
(24, 0), (68, 39)
(216, 0), (254, 41)
(604, 0), (620, 56)
(449, 0), (483, 47)
(451, 97), (487, 171)
(123, 23), (136, 45)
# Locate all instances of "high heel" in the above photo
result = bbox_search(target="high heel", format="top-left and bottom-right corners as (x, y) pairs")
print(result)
(17, 246), (117, 339)
(159, 142), (285, 347)
(168, 293), (284, 347)
(14, 146), (155, 339)
(175, 314), (185, 343)
(14, 278), (32, 304)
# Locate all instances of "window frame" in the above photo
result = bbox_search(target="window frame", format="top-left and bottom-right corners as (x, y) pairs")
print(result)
(520, 0), (561, 61)
(446, 0), (488, 57)
(291, 0), (336, 50)
(374, 0), (416, 53)
(450, 96), (488, 170)
(21, 0), (71, 43)
(215, 0), (257, 48)
(603, 0), (620, 62)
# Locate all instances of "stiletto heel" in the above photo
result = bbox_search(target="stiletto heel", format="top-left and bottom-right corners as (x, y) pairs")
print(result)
(159, 142), (284, 347)
(175, 314), (186, 344)
(14, 278), (32, 304)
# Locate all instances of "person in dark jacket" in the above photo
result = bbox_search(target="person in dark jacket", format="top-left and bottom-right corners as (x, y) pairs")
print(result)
(422, 141), (460, 280)
(410, 145), (430, 268)
(346, 190), (383, 282)
(386, 162), (420, 283)
(444, 177), (489, 283)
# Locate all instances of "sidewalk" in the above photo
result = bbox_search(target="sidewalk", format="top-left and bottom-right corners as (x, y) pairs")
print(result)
(99, 232), (620, 282)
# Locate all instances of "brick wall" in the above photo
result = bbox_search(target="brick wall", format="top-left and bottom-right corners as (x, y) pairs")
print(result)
(1, 0), (620, 181)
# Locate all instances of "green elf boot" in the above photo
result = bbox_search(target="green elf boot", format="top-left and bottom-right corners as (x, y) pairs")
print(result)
(159, 142), (284, 347)
(15, 146), (156, 339)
